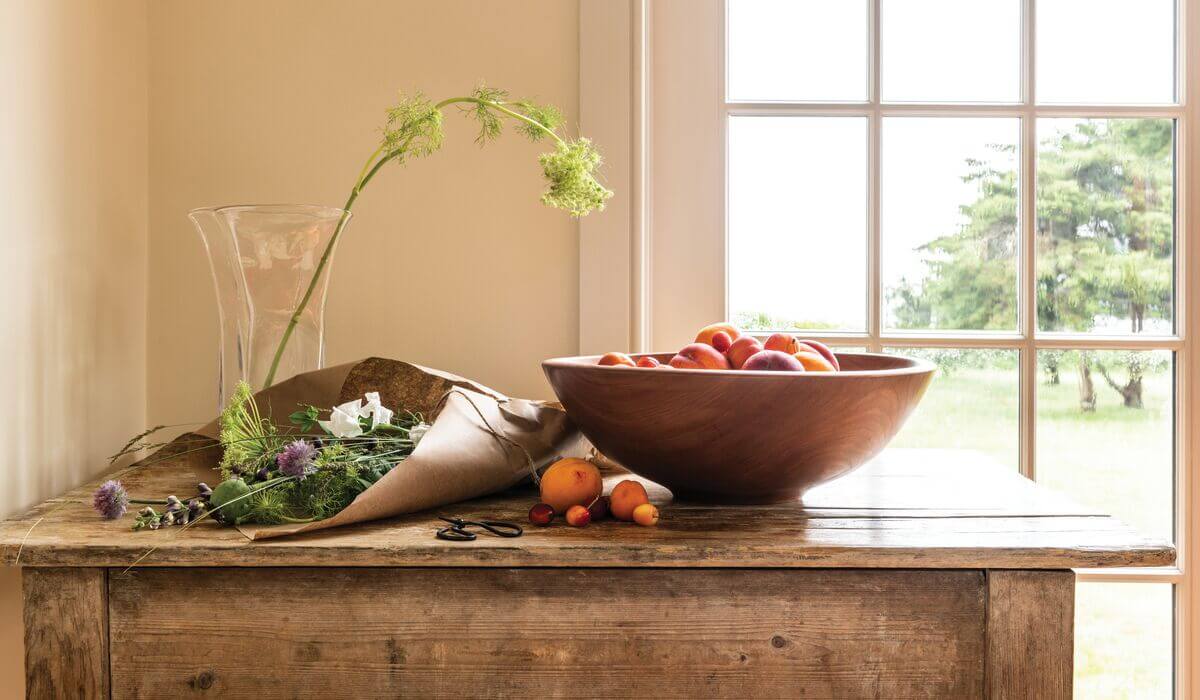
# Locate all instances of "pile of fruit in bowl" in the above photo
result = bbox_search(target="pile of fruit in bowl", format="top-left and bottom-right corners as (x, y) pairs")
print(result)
(597, 322), (840, 373)
(529, 458), (660, 528)
(541, 322), (936, 503)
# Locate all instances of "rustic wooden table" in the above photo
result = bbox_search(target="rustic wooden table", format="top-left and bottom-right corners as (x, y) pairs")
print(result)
(0, 448), (1174, 699)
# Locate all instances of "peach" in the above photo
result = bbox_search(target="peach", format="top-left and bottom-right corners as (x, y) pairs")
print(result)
(539, 458), (603, 514)
(695, 323), (742, 347)
(742, 350), (805, 372)
(793, 350), (836, 372)
(726, 335), (764, 369)
(763, 333), (800, 355)
(609, 479), (649, 521)
(797, 339), (840, 370)
(711, 331), (733, 354)
(598, 352), (636, 368)
(669, 343), (731, 370)
(635, 356), (661, 369)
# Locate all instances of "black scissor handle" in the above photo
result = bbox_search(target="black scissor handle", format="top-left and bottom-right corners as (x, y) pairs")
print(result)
(436, 526), (476, 541)
(435, 516), (523, 541)
(475, 520), (523, 538)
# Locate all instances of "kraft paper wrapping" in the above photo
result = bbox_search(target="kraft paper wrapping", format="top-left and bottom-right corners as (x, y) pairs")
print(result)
(177, 357), (585, 540)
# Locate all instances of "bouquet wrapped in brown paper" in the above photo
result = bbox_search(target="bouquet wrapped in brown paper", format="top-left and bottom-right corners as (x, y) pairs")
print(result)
(99, 358), (585, 540)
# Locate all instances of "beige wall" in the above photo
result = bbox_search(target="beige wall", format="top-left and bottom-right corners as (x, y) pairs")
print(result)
(1, 0), (581, 689)
(147, 0), (582, 428)
(0, 0), (150, 695)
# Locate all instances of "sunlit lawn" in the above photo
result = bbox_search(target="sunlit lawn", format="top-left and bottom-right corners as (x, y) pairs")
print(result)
(888, 360), (1175, 697)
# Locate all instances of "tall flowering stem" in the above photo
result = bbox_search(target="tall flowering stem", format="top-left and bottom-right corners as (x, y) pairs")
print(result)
(261, 86), (612, 388)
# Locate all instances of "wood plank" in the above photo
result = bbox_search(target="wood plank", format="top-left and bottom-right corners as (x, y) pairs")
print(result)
(23, 568), (108, 699)
(986, 570), (1075, 699)
(0, 450), (1175, 570)
(109, 567), (986, 698)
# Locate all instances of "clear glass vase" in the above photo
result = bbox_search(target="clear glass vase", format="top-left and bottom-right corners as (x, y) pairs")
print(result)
(189, 204), (350, 409)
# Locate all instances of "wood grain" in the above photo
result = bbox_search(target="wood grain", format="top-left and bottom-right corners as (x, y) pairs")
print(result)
(109, 567), (986, 699)
(0, 450), (1174, 570)
(23, 568), (108, 699)
(986, 570), (1075, 699)
(543, 352), (935, 502)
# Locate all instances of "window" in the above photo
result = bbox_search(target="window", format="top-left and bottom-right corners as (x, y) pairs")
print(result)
(721, 0), (1188, 694)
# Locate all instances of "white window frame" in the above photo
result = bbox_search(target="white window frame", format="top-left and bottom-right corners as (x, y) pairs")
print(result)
(580, 0), (1198, 694)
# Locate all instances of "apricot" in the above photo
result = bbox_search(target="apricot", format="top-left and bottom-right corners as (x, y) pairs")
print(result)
(797, 339), (840, 370)
(635, 356), (661, 369)
(726, 335), (764, 369)
(598, 352), (636, 368)
(695, 323), (742, 347)
(632, 503), (660, 527)
(763, 333), (800, 355)
(669, 343), (731, 370)
(710, 331), (733, 354)
(539, 458), (603, 514)
(742, 350), (805, 372)
(609, 479), (649, 521)
(793, 350), (836, 372)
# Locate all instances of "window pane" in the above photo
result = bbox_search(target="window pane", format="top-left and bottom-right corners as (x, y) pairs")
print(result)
(883, 118), (1019, 331)
(729, 117), (867, 331)
(1036, 119), (1174, 335)
(1036, 350), (1173, 542)
(1076, 582), (1173, 697)
(881, 0), (1020, 102)
(1037, 0), (1175, 104)
(727, 0), (868, 102)
(885, 348), (1018, 470)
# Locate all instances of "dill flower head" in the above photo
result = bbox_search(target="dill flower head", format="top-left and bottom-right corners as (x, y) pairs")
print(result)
(539, 138), (613, 217)
(382, 93), (444, 162)
(92, 480), (129, 520)
(276, 439), (317, 478)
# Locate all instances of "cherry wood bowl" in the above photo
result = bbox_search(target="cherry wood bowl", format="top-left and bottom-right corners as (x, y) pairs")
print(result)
(542, 352), (935, 503)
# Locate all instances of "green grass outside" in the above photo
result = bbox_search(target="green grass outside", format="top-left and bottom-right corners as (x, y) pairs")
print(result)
(886, 358), (1174, 697)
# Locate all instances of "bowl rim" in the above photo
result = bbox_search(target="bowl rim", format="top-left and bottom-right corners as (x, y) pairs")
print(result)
(542, 351), (936, 378)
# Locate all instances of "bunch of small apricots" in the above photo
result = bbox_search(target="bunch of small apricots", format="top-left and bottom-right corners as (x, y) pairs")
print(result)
(529, 458), (659, 528)
(597, 322), (841, 373)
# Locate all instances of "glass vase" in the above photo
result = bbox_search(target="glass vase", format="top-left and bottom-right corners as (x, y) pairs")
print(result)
(189, 204), (350, 409)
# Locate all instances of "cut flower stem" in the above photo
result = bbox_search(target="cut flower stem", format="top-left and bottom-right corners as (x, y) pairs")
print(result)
(260, 88), (610, 388)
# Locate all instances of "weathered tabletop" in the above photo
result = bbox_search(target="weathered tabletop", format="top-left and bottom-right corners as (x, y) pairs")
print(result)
(0, 447), (1174, 570)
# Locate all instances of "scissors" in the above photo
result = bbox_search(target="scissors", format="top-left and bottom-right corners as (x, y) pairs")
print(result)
(435, 516), (524, 541)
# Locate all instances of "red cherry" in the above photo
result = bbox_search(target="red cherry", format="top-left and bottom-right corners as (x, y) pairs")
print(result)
(528, 503), (554, 526)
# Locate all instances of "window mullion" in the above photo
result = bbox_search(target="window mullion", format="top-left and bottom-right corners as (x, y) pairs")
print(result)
(1019, 0), (1038, 481)
(867, 0), (882, 352)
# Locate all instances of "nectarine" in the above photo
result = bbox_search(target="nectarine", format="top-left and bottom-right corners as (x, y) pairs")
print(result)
(797, 339), (840, 370)
(793, 350), (836, 372)
(669, 343), (731, 370)
(635, 356), (661, 369)
(609, 479), (649, 521)
(695, 323), (742, 347)
(539, 458), (603, 514)
(598, 352), (636, 367)
(711, 331), (733, 354)
(742, 350), (805, 372)
(726, 335), (764, 369)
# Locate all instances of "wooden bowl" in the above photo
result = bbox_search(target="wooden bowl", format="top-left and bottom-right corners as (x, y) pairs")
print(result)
(542, 352), (935, 503)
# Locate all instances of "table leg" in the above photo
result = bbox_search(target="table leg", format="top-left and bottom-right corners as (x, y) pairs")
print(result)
(23, 567), (108, 699)
(986, 569), (1074, 699)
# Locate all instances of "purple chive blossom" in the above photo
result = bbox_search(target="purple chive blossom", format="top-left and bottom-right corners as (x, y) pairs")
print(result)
(92, 480), (129, 520)
(276, 439), (317, 478)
